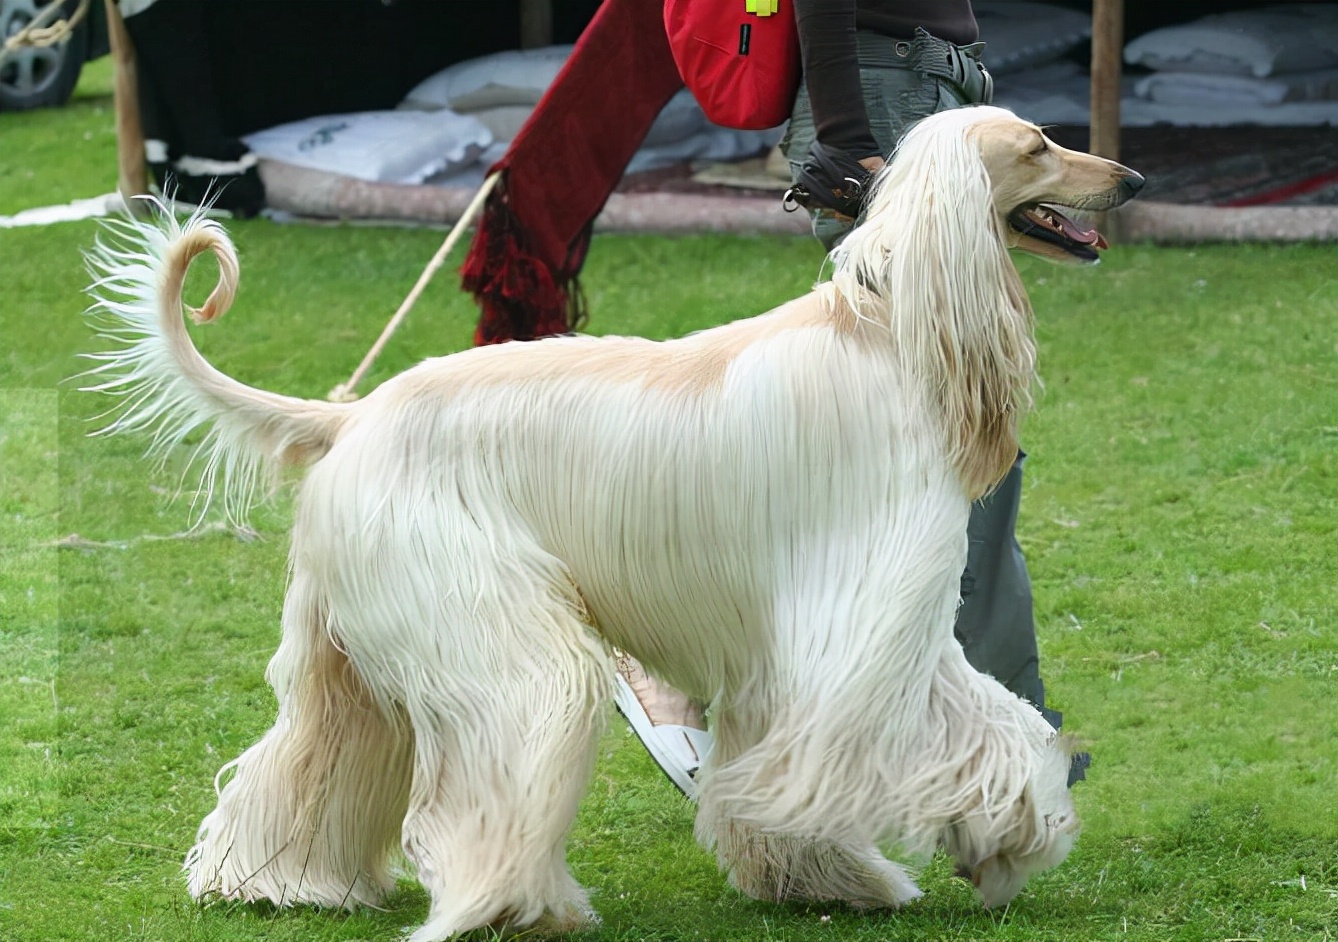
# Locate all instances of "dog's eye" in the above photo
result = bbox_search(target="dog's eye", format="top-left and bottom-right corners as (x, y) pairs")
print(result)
(1028, 140), (1048, 157)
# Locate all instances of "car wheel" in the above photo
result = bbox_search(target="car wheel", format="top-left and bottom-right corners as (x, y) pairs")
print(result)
(0, 0), (89, 111)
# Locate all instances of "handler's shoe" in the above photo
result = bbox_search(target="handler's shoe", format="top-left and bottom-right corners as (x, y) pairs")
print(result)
(1038, 702), (1091, 787)
(613, 654), (712, 800)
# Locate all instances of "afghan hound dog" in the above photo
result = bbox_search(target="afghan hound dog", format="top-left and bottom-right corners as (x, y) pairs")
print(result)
(83, 106), (1142, 938)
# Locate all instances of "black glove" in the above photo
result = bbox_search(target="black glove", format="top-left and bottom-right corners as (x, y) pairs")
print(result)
(783, 140), (875, 219)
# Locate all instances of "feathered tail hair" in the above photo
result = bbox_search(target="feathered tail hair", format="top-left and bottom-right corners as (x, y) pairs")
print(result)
(82, 199), (348, 523)
(828, 106), (1037, 498)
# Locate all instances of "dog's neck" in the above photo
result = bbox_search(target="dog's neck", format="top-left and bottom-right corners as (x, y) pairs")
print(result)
(903, 242), (1034, 501)
(831, 187), (1037, 500)
(938, 248), (1036, 500)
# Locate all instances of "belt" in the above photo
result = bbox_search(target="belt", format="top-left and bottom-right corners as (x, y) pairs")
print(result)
(857, 26), (994, 106)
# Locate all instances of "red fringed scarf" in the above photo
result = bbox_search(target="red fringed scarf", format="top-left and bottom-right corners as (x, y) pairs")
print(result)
(461, 0), (684, 346)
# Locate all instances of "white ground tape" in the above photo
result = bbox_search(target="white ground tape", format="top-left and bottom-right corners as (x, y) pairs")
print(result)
(0, 193), (128, 229)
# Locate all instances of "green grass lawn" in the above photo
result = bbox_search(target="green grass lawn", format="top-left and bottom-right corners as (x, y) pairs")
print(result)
(1, 61), (1335, 942)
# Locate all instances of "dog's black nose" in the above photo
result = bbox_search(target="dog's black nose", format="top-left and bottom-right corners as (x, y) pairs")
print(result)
(1118, 170), (1146, 199)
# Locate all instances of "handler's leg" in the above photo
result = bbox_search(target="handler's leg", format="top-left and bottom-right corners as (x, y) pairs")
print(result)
(955, 453), (1088, 784)
(613, 654), (711, 798)
(956, 453), (1045, 707)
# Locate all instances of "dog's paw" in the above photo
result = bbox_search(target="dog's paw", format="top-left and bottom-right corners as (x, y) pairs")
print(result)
(724, 836), (922, 910)
(536, 899), (601, 934)
(846, 857), (923, 909)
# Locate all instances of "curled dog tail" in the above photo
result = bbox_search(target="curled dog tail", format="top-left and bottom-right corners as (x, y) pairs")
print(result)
(83, 199), (348, 523)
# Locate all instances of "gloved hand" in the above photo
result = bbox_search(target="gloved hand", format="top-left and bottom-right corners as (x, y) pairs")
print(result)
(783, 140), (877, 220)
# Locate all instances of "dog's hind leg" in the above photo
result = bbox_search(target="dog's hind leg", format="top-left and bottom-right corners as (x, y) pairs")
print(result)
(185, 570), (413, 909)
(379, 571), (610, 942)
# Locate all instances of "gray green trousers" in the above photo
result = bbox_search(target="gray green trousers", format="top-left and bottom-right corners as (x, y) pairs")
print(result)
(780, 33), (1055, 727)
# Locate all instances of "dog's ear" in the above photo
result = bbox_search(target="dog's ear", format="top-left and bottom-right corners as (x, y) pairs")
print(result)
(830, 110), (1037, 500)
(830, 111), (1004, 321)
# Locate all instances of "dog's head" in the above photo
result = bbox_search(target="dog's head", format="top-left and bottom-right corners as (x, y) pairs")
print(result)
(971, 108), (1144, 264)
(830, 106), (1142, 495)
(941, 734), (1080, 909)
(856, 106), (1143, 267)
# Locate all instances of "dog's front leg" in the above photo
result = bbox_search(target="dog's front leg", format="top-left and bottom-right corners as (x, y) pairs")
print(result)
(694, 706), (921, 909)
(702, 816), (922, 908)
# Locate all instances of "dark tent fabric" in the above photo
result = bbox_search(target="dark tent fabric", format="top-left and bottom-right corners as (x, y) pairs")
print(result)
(122, 0), (556, 215)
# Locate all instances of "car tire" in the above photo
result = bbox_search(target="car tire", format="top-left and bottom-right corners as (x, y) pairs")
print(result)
(0, 0), (89, 111)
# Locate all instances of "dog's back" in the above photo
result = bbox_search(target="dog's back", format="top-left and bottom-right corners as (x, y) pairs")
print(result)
(296, 288), (969, 705)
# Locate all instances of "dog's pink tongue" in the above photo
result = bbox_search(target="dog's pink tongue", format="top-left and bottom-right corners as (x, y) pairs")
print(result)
(1051, 209), (1106, 248)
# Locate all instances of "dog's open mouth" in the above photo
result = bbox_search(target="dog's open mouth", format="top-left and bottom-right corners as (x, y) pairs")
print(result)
(1008, 203), (1108, 262)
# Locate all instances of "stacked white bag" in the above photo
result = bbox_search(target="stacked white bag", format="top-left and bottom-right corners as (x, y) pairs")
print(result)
(1124, 4), (1338, 126)
(402, 45), (780, 187)
(973, 1), (1094, 127)
(241, 110), (494, 185)
(238, 43), (780, 191)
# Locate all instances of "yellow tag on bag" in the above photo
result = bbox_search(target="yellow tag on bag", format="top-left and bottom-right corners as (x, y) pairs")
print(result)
(745, 0), (780, 16)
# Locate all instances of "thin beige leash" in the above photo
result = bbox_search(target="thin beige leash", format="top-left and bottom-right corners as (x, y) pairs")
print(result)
(327, 170), (501, 403)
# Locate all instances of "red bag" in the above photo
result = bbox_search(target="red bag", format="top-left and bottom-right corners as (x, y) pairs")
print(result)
(663, 0), (801, 131)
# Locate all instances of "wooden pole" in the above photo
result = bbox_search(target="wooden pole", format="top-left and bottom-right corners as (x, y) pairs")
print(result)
(327, 172), (502, 403)
(104, 0), (149, 209)
(1089, 0), (1124, 161)
(519, 0), (553, 49)
(1089, 0), (1125, 240)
